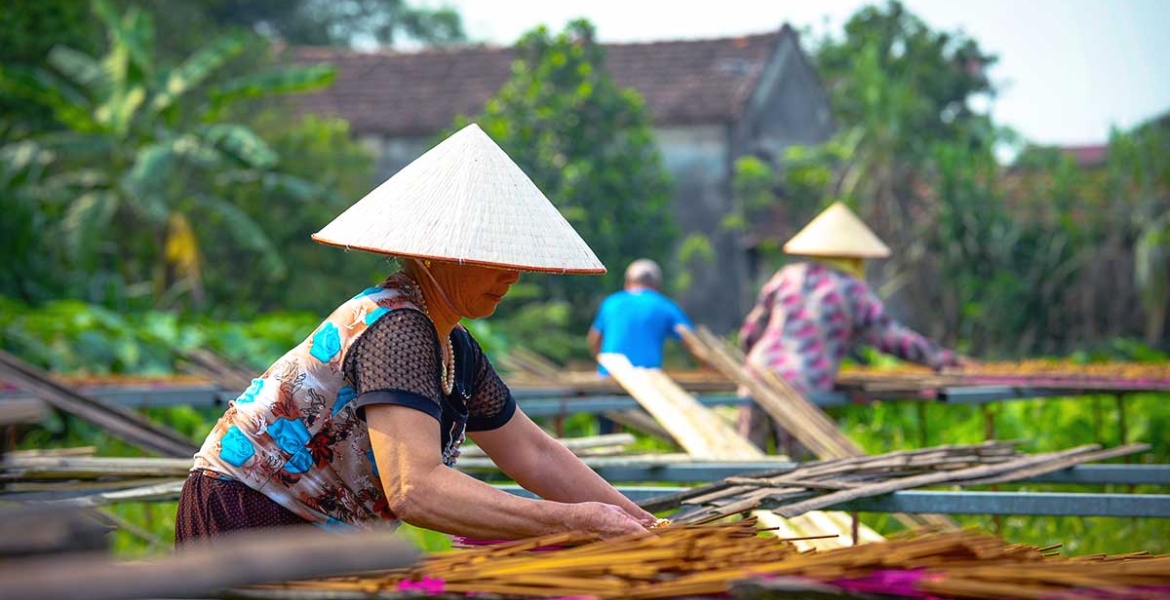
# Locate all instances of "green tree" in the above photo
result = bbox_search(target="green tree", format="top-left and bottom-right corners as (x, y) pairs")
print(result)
(454, 20), (675, 335)
(778, 1), (1007, 349)
(198, 0), (465, 47)
(815, 0), (997, 159)
(0, 0), (336, 309)
(809, 0), (999, 244)
(202, 113), (386, 315)
(0, 0), (106, 128)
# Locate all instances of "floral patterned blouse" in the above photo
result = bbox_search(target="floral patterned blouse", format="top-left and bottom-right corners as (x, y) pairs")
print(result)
(739, 262), (958, 395)
(192, 274), (515, 529)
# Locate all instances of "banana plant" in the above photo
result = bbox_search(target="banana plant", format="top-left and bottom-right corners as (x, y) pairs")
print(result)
(0, 0), (335, 308)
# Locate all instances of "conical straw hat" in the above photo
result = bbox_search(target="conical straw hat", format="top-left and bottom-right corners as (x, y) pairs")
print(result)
(782, 202), (891, 258)
(312, 124), (606, 274)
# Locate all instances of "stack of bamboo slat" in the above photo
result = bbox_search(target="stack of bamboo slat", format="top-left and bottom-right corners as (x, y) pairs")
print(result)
(641, 441), (1150, 525)
(598, 353), (759, 460)
(682, 327), (956, 534)
(599, 352), (882, 550)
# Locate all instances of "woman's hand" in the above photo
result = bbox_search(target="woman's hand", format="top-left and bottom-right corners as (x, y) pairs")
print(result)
(572, 502), (651, 539)
(629, 507), (659, 527)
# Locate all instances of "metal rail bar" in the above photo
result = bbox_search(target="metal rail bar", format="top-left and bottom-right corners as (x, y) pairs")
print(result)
(2, 384), (1159, 411)
(461, 462), (1170, 486)
(495, 486), (1170, 518)
(8, 481), (1167, 519)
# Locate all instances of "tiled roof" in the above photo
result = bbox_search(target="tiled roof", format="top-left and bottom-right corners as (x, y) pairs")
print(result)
(290, 26), (793, 137)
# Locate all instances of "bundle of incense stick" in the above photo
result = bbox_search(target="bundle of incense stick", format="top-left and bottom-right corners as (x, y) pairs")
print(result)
(236, 522), (1169, 600)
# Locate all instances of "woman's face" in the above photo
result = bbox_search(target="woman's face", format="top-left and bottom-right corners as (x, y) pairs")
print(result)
(429, 262), (521, 319)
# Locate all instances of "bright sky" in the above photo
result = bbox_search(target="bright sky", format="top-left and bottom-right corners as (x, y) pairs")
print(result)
(444, 0), (1170, 147)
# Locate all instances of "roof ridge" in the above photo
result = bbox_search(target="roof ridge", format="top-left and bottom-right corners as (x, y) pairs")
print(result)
(288, 23), (806, 137)
(290, 24), (792, 59)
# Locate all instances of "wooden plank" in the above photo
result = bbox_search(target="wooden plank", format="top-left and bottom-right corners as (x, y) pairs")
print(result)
(180, 348), (254, 392)
(0, 351), (197, 458)
(0, 397), (47, 426)
(599, 354), (881, 548)
(684, 328), (954, 532)
(0, 505), (109, 558)
(0, 525), (420, 600)
(598, 353), (760, 460)
(2, 456), (193, 480)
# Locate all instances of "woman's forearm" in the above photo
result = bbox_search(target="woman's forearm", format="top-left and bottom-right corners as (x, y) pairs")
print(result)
(504, 435), (653, 521)
(391, 464), (587, 539)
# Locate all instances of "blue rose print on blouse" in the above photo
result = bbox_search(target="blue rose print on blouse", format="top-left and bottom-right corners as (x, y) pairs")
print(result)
(364, 307), (390, 326)
(235, 378), (265, 404)
(309, 323), (341, 363)
(333, 385), (356, 416)
(317, 517), (355, 532)
(219, 425), (255, 467)
(267, 418), (313, 474)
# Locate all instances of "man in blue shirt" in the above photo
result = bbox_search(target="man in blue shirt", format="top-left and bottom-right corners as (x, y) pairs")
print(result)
(588, 259), (695, 377)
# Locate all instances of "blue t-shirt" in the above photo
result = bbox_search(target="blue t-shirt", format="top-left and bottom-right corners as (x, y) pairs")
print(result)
(591, 289), (693, 375)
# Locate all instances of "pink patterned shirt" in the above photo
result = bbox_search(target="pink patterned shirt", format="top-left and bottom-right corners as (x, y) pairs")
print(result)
(739, 262), (957, 395)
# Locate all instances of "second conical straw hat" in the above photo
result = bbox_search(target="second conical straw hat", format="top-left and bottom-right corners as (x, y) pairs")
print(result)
(783, 202), (891, 258)
(312, 123), (605, 274)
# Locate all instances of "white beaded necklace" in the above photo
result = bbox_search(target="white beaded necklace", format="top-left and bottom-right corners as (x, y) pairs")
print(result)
(397, 274), (456, 396)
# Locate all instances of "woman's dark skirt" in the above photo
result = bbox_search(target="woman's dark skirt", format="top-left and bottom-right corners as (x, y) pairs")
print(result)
(175, 470), (309, 546)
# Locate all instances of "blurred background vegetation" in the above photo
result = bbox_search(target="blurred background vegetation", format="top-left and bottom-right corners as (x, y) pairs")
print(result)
(1, 0), (1166, 557)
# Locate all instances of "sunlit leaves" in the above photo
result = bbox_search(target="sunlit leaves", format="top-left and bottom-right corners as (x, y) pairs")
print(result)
(208, 64), (336, 114)
(1, 0), (335, 309)
(200, 124), (278, 168)
(151, 34), (248, 114)
(61, 190), (118, 257)
(46, 46), (106, 93)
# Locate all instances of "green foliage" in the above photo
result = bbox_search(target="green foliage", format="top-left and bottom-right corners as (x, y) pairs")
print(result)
(673, 233), (716, 296)
(201, 113), (386, 315)
(814, 0), (997, 161)
(770, 0), (1169, 355)
(0, 0), (350, 313)
(0, 0), (106, 128)
(491, 301), (584, 365)
(99, 0), (463, 69)
(0, 295), (319, 375)
(197, 0), (465, 47)
(453, 19), (676, 335)
(726, 156), (776, 234)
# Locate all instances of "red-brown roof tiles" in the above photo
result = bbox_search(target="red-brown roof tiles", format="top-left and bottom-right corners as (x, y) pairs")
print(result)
(290, 27), (792, 137)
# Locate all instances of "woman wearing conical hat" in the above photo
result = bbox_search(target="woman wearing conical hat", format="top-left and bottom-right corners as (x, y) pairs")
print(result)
(177, 125), (656, 544)
(737, 202), (970, 452)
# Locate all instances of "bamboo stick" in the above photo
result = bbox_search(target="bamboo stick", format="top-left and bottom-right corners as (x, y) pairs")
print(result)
(0, 525), (420, 600)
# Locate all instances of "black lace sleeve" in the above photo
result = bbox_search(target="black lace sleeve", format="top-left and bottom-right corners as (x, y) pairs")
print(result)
(344, 308), (443, 422)
(465, 334), (516, 431)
